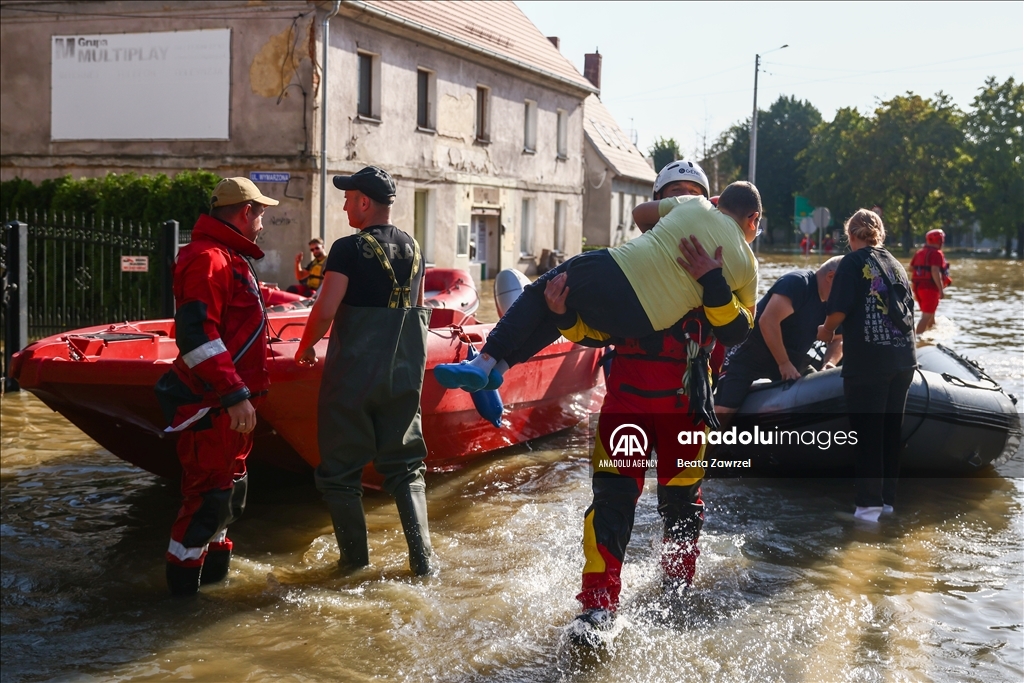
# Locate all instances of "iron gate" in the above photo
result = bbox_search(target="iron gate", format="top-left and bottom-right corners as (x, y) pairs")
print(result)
(2, 212), (179, 390)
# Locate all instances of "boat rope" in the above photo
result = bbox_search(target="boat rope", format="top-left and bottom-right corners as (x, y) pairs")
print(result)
(65, 338), (88, 362)
(942, 373), (1006, 393)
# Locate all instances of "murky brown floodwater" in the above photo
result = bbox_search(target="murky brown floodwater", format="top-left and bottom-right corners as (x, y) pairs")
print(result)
(2, 255), (1022, 683)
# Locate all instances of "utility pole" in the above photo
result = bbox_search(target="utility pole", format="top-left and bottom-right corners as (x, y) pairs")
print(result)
(748, 44), (788, 186)
(748, 53), (760, 186)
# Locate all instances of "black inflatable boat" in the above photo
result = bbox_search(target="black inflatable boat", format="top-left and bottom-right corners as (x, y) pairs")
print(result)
(714, 344), (1022, 474)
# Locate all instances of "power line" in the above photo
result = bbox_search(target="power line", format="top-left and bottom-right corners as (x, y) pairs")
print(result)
(603, 61), (750, 102)
(615, 49), (1021, 106)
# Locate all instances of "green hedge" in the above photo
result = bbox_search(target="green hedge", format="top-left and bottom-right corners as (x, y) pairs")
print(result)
(1, 170), (221, 227)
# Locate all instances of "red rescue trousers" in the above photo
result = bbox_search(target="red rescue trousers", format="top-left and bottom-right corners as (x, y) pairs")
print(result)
(166, 403), (257, 567)
(578, 354), (709, 611)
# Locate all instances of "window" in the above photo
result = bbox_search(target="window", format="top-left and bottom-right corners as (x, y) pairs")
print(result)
(523, 100), (537, 152)
(556, 109), (568, 158)
(357, 52), (381, 119)
(476, 86), (490, 142)
(416, 68), (436, 130)
(520, 198), (535, 256)
(554, 200), (566, 252)
(456, 223), (470, 257)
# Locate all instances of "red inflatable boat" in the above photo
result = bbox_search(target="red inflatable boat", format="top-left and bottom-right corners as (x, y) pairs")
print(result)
(11, 269), (605, 485)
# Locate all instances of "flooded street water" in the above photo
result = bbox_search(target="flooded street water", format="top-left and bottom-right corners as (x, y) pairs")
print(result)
(2, 254), (1022, 682)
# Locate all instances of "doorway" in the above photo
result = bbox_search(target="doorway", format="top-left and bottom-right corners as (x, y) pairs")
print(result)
(470, 210), (499, 280)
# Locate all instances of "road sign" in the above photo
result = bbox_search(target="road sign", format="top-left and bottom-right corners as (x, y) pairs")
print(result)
(800, 217), (817, 235)
(120, 256), (149, 272)
(811, 207), (832, 229)
(249, 172), (290, 183)
(793, 195), (813, 227)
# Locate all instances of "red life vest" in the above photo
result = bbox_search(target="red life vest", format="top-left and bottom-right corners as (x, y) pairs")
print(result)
(910, 246), (951, 290)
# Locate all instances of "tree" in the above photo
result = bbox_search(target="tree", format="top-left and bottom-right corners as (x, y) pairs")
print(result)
(700, 124), (745, 196)
(649, 137), (681, 173)
(751, 96), (822, 244)
(800, 107), (873, 227)
(864, 93), (967, 254)
(710, 96), (822, 244)
(966, 76), (1024, 257)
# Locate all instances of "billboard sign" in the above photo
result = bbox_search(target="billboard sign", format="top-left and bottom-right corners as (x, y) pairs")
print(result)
(51, 29), (230, 140)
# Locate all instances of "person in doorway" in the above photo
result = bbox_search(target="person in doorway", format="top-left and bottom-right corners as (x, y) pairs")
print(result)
(818, 209), (916, 523)
(156, 177), (278, 596)
(294, 166), (434, 576)
(714, 258), (845, 422)
(288, 238), (327, 297)
(909, 229), (951, 335)
(434, 163), (760, 394)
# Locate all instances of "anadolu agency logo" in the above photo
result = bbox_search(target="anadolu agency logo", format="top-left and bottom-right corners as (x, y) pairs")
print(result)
(609, 423), (649, 458)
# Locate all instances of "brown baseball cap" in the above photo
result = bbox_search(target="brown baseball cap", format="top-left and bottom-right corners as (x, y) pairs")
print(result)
(211, 177), (280, 208)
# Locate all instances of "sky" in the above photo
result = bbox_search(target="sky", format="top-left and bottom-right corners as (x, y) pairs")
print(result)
(518, 1), (1023, 158)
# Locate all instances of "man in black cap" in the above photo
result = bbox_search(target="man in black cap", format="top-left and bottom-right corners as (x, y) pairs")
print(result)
(295, 166), (433, 576)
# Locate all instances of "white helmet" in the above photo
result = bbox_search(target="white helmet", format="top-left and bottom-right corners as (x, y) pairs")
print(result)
(653, 160), (710, 199)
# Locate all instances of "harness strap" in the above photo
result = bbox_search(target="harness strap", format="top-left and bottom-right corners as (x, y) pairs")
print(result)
(357, 233), (421, 308)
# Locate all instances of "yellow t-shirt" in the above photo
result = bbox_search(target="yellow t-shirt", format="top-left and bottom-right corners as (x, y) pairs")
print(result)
(607, 195), (758, 331)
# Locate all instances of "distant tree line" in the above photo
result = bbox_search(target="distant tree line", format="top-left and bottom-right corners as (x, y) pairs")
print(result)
(1, 170), (221, 229)
(651, 76), (1023, 256)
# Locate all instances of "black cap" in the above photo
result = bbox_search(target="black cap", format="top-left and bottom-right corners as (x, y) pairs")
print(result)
(333, 166), (396, 205)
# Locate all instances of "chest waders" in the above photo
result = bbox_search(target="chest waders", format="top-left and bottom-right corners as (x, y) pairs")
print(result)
(315, 233), (433, 575)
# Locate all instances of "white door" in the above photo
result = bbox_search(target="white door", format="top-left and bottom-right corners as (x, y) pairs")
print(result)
(471, 215), (488, 264)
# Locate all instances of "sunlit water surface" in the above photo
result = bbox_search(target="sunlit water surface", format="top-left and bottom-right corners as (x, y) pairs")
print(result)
(2, 255), (1021, 682)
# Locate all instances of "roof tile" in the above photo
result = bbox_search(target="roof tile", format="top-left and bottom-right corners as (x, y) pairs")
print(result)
(583, 94), (656, 183)
(358, 1), (595, 91)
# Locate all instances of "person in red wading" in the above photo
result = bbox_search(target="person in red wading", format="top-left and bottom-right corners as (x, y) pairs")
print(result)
(155, 177), (278, 596)
(550, 174), (752, 644)
(910, 229), (952, 335)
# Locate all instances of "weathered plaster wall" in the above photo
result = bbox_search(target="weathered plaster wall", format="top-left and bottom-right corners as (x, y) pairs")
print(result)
(0, 0), (315, 283)
(1, 1), (592, 285)
(315, 15), (586, 277)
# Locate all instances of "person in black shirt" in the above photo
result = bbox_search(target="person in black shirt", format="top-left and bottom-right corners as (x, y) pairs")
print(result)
(818, 209), (917, 523)
(295, 166), (434, 575)
(715, 259), (845, 421)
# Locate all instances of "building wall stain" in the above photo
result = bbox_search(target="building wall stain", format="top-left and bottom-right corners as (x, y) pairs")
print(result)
(250, 21), (309, 98)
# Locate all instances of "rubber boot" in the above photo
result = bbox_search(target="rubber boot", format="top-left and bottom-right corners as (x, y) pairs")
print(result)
(394, 483), (433, 576)
(326, 497), (370, 569)
(166, 561), (202, 597)
(201, 537), (233, 585)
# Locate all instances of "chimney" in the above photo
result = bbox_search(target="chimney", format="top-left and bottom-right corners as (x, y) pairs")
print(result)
(547, 36), (560, 51)
(584, 50), (601, 91)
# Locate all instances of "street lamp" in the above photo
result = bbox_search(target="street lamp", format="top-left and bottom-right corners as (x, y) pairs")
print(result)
(748, 44), (788, 186)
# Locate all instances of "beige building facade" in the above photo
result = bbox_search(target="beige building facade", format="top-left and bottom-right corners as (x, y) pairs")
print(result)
(0, 1), (596, 284)
(581, 91), (656, 249)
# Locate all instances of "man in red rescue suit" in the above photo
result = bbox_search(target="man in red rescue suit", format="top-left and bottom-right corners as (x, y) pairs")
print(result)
(155, 177), (278, 596)
(547, 174), (753, 643)
(909, 228), (951, 335)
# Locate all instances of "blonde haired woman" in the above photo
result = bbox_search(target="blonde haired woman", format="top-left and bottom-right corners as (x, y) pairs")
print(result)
(817, 209), (917, 523)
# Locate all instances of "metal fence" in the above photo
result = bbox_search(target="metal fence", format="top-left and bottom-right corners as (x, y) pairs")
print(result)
(2, 212), (180, 390)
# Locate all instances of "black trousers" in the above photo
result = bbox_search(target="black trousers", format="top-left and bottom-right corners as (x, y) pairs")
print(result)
(481, 250), (654, 367)
(843, 369), (915, 508)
